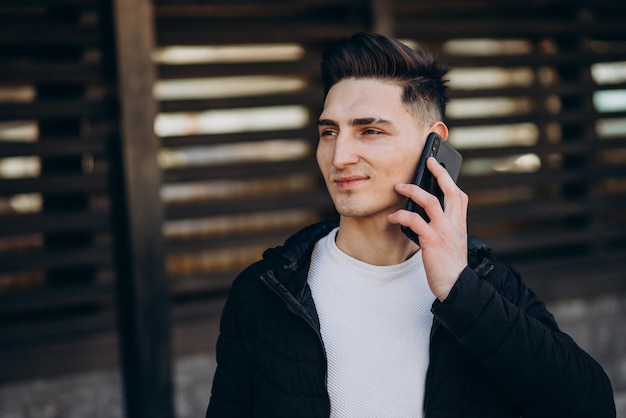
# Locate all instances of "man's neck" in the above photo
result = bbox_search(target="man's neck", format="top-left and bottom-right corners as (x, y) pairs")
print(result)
(335, 217), (419, 266)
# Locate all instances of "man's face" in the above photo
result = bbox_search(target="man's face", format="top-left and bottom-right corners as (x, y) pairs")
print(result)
(317, 77), (429, 220)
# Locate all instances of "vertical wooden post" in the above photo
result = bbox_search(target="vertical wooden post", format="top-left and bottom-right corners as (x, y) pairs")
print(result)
(109, 0), (175, 416)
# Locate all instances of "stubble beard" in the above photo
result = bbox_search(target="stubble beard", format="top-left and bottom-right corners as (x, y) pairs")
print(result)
(332, 189), (403, 219)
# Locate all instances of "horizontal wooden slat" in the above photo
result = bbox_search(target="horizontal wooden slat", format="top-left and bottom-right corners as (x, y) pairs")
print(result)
(161, 127), (318, 147)
(460, 166), (624, 190)
(168, 273), (236, 297)
(165, 225), (299, 254)
(0, 172), (109, 196)
(394, 0), (622, 13)
(0, 0), (98, 7)
(448, 81), (626, 101)
(162, 158), (318, 183)
(0, 210), (110, 236)
(0, 62), (103, 84)
(0, 245), (112, 273)
(165, 189), (332, 220)
(447, 109), (626, 129)
(0, 309), (116, 348)
(155, 22), (363, 46)
(0, 137), (108, 158)
(0, 99), (117, 120)
(469, 199), (593, 224)
(460, 170), (584, 190)
(0, 331), (121, 384)
(444, 52), (626, 69)
(514, 250), (626, 301)
(157, 90), (322, 113)
(396, 19), (626, 40)
(0, 282), (114, 317)
(481, 224), (626, 256)
(154, 1), (367, 20)
(0, 23), (99, 47)
(154, 0), (357, 7)
(459, 137), (626, 160)
(157, 56), (320, 80)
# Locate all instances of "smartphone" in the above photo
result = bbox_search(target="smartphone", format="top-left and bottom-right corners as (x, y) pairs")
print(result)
(401, 132), (463, 245)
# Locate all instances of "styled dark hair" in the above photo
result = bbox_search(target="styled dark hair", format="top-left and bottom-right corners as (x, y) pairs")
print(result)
(321, 31), (449, 124)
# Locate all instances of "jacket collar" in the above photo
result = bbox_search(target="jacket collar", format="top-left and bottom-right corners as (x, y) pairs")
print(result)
(264, 220), (491, 270)
(261, 220), (494, 296)
(262, 220), (339, 272)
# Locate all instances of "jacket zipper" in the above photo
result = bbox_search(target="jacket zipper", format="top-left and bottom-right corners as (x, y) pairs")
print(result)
(259, 270), (331, 414)
(422, 316), (440, 418)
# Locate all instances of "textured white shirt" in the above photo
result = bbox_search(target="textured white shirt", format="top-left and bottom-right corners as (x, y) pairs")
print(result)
(308, 227), (435, 418)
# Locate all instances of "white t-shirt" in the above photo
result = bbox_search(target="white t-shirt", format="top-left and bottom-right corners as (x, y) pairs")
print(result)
(308, 227), (435, 418)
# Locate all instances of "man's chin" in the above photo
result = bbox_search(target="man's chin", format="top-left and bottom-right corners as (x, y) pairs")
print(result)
(334, 204), (384, 219)
(336, 208), (367, 218)
(334, 202), (403, 220)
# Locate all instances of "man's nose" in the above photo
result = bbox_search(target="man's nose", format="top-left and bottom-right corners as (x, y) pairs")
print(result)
(332, 134), (359, 168)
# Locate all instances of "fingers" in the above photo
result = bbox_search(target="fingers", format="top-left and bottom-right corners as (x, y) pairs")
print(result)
(389, 157), (468, 239)
(393, 158), (466, 221)
(426, 157), (468, 216)
(390, 157), (469, 301)
(387, 186), (428, 227)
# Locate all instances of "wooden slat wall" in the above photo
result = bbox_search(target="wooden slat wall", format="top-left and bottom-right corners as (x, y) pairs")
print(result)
(0, 0), (120, 377)
(1, 0), (625, 393)
(393, 0), (626, 299)
(153, 0), (370, 304)
(0, 0), (374, 384)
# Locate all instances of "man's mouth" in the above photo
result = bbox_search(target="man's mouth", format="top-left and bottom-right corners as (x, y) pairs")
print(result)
(333, 175), (368, 189)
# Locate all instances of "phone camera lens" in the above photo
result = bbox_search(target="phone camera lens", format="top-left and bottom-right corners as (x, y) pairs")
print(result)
(432, 138), (440, 154)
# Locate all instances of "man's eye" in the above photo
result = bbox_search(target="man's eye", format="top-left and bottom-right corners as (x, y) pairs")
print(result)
(363, 128), (382, 135)
(320, 129), (337, 137)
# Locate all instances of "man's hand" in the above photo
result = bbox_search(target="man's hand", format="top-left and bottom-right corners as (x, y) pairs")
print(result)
(388, 157), (469, 301)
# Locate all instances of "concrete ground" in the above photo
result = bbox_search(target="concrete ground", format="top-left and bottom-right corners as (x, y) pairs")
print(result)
(0, 354), (215, 418)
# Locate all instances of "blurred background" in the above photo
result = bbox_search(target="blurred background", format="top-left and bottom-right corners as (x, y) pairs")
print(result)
(0, 0), (625, 417)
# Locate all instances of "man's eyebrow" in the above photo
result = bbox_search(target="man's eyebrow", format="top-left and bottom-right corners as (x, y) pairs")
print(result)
(351, 118), (393, 126)
(317, 118), (393, 126)
(317, 119), (338, 127)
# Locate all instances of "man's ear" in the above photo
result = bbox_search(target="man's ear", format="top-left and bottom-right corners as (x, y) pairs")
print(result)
(429, 121), (449, 140)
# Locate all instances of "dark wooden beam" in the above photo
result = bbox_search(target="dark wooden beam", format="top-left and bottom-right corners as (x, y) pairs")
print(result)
(108, 0), (175, 416)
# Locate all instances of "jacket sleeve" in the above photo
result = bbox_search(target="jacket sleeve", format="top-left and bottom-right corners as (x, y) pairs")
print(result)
(206, 274), (255, 418)
(432, 263), (616, 418)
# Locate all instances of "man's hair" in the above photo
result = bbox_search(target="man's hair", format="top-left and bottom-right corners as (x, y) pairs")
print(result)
(321, 31), (449, 125)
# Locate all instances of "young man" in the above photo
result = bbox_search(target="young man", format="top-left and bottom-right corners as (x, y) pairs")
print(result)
(206, 32), (615, 417)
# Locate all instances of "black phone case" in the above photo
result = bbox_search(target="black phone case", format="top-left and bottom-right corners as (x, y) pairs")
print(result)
(401, 132), (463, 245)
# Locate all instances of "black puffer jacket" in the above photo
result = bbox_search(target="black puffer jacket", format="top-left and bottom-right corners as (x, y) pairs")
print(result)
(206, 221), (615, 418)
